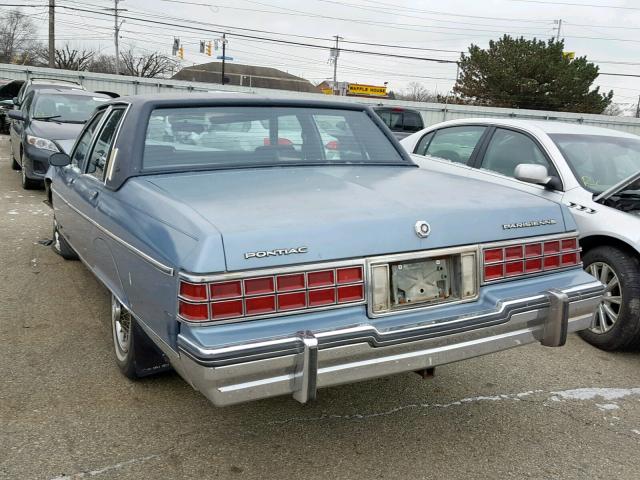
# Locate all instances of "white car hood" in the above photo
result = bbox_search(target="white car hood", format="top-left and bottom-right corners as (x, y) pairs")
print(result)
(594, 170), (640, 202)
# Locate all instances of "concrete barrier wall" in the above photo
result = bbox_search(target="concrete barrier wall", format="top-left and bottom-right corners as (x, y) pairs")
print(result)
(3, 63), (640, 135)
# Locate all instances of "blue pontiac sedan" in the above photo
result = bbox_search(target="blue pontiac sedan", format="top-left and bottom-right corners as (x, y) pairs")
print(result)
(46, 95), (603, 406)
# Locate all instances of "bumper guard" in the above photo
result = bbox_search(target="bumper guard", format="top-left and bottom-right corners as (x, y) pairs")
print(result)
(176, 281), (603, 406)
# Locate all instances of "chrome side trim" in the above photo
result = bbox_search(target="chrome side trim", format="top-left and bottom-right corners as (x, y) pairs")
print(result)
(106, 147), (118, 183)
(178, 280), (604, 367)
(481, 231), (577, 249)
(103, 102), (131, 185)
(51, 187), (174, 276)
(180, 258), (366, 283)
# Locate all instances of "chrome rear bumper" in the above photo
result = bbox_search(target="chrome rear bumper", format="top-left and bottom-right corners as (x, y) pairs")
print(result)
(176, 281), (603, 406)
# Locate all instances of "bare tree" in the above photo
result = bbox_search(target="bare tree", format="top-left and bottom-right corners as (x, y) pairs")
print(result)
(35, 44), (96, 70)
(88, 54), (117, 74)
(0, 9), (37, 64)
(602, 103), (623, 117)
(56, 44), (95, 70)
(395, 82), (438, 103)
(120, 49), (177, 78)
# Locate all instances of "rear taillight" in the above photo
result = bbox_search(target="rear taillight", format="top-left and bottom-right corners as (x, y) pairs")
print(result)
(263, 137), (293, 146)
(178, 265), (365, 322)
(482, 236), (581, 283)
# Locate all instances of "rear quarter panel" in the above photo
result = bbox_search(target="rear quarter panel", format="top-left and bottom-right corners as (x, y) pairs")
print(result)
(89, 178), (226, 348)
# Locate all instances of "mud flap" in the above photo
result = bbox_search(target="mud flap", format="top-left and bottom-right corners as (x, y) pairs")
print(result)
(133, 321), (173, 377)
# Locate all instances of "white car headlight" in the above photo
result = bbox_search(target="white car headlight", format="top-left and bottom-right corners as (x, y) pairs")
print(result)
(26, 135), (59, 152)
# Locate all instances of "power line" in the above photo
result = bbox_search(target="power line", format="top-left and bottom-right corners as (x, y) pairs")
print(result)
(8, 1), (640, 90)
(319, 0), (554, 24)
(508, 0), (640, 11)
(53, 4), (459, 64)
(315, 0), (555, 29)
(54, 0), (463, 55)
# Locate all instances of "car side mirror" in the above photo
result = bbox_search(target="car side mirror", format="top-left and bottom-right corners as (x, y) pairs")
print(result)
(514, 164), (561, 190)
(49, 152), (71, 167)
(12, 97), (19, 107)
(7, 110), (24, 122)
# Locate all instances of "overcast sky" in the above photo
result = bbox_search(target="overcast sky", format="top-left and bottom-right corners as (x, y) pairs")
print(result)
(12, 0), (640, 106)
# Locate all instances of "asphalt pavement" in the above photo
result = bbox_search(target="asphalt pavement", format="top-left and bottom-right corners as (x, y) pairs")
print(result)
(1, 135), (640, 480)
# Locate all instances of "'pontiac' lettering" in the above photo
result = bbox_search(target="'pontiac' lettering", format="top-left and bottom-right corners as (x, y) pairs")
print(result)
(244, 247), (308, 259)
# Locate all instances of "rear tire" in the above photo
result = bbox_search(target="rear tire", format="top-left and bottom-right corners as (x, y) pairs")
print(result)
(579, 246), (640, 351)
(111, 296), (171, 379)
(51, 217), (79, 260)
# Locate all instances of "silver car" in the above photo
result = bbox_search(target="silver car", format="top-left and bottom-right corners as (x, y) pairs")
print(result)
(401, 118), (640, 351)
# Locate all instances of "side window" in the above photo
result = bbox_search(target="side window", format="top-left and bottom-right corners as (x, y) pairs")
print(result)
(425, 126), (486, 164)
(414, 131), (435, 155)
(87, 109), (125, 179)
(71, 111), (105, 169)
(22, 92), (34, 115)
(480, 128), (558, 180)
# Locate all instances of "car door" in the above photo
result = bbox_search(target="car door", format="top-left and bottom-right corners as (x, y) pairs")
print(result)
(10, 91), (33, 161)
(414, 125), (489, 165)
(474, 127), (564, 202)
(52, 109), (107, 256)
(70, 106), (126, 268)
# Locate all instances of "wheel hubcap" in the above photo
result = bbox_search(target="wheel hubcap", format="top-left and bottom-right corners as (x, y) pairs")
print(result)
(587, 262), (621, 334)
(112, 296), (132, 356)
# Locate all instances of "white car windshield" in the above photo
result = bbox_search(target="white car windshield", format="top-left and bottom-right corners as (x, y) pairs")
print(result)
(551, 133), (640, 194)
(142, 106), (406, 169)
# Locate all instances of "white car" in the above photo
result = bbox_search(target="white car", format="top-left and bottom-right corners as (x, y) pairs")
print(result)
(401, 118), (640, 351)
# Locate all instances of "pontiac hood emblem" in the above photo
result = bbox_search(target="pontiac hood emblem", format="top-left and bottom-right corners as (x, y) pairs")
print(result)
(414, 221), (431, 238)
(502, 219), (557, 230)
(244, 247), (308, 259)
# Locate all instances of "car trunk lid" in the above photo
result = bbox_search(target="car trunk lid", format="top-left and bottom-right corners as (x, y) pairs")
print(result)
(146, 166), (568, 272)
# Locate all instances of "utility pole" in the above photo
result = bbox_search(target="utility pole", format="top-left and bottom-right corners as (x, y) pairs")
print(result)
(636, 95), (640, 118)
(331, 35), (342, 95)
(113, 0), (123, 75)
(48, 0), (55, 68)
(221, 33), (226, 85)
(554, 19), (563, 41)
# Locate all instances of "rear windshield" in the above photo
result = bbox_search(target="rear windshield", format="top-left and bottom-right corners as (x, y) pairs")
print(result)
(143, 106), (406, 169)
(375, 109), (424, 133)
